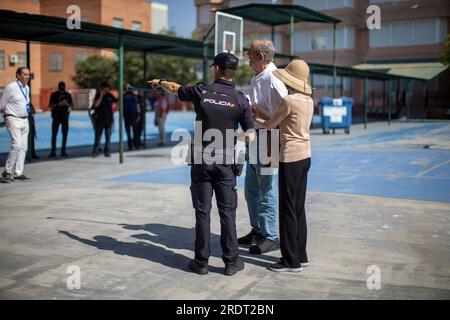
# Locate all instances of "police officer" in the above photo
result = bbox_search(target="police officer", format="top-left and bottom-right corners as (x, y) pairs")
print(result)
(149, 52), (255, 276)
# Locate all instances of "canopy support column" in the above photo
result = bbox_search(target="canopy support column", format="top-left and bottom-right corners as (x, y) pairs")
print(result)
(332, 23), (337, 98)
(118, 36), (124, 164)
(290, 13), (294, 57)
(388, 79), (392, 126)
(364, 76), (368, 129)
(26, 40), (32, 162)
(203, 24), (215, 83)
(142, 51), (147, 149)
(422, 81), (427, 121)
(406, 79), (411, 122)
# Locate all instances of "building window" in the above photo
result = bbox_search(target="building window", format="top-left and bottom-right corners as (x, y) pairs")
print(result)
(312, 29), (328, 50)
(370, 19), (447, 47)
(296, 27), (355, 52)
(17, 52), (26, 67)
(294, 0), (354, 10)
(75, 51), (88, 64)
(0, 51), (4, 69)
(198, 5), (212, 25)
(132, 21), (142, 31)
(112, 18), (124, 28)
(50, 53), (63, 71)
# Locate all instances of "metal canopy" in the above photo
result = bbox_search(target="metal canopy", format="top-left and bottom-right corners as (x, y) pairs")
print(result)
(309, 63), (421, 81)
(0, 9), (213, 58)
(353, 62), (448, 81)
(221, 3), (341, 25)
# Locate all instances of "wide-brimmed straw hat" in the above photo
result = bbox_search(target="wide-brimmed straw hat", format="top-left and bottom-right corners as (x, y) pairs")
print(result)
(273, 59), (312, 95)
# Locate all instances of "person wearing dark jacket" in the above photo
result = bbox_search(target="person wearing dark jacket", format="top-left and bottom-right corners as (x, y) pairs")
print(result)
(48, 81), (72, 157)
(123, 88), (141, 150)
(149, 53), (256, 276)
(92, 82), (117, 157)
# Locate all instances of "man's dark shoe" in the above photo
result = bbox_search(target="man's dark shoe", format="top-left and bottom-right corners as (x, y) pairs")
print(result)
(48, 152), (56, 158)
(2, 171), (13, 182)
(104, 152), (111, 157)
(0, 175), (10, 183)
(188, 259), (208, 275)
(249, 238), (280, 254)
(14, 174), (31, 181)
(224, 259), (244, 276)
(61, 152), (69, 157)
(32, 154), (40, 159)
(238, 230), (262, 245)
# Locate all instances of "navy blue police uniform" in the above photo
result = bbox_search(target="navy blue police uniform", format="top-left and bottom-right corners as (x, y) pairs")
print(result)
(178, 73), (254, 270)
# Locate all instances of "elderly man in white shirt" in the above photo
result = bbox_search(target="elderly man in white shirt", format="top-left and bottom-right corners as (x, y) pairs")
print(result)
(0, 67), (32, 183)
(238, 39), (288, 254)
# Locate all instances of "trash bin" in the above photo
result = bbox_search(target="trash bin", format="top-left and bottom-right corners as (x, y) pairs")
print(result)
(320, 97), (353, 134)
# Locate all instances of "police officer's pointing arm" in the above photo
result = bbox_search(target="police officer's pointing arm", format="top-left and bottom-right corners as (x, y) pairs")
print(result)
(149, 79), (181, 95)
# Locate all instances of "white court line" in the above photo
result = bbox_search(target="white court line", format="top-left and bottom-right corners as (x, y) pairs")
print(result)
(415, 159), (450, 177)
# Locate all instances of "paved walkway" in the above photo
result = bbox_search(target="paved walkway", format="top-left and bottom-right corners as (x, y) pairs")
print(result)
(0, 120), (449, 299)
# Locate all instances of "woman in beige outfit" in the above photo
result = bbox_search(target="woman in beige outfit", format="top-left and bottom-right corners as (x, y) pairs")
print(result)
(254, 59), (314, 273)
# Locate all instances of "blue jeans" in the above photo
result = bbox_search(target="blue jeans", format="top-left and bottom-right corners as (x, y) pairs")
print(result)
(244, 162), (278, 240)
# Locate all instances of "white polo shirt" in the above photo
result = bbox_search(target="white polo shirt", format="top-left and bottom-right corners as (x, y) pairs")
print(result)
(0, 81), (30, 118)
(247, 62), (288, 129)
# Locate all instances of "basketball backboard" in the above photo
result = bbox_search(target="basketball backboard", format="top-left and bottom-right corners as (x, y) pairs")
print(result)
(215, 11), (243, 58)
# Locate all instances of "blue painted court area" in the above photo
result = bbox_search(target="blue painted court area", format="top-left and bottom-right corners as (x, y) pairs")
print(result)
(111, 143), (450, 203)
(0, 111), (197, 154)
(0, 112), (322, 154)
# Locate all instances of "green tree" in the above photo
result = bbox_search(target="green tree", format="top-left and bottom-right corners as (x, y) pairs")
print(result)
(73, 55), (117, 89)
(234, 64), (254, 86)
(440, 35), (450, 66)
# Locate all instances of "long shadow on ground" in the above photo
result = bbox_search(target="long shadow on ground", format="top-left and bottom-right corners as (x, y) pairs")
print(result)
(58, 222), (278, 275)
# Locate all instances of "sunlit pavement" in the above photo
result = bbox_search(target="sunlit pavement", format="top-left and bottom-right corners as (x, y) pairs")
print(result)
(0, 120), (449, 299)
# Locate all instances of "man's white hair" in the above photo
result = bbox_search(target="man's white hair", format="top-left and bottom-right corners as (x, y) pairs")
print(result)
(253, 39), (275, 64)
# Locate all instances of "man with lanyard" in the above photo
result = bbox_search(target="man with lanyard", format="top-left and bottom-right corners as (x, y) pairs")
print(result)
(48, 81), (73, 158)
(92, 82), (117, 157)
(149, 52), (255, 276)
(0, 67), (32, 183)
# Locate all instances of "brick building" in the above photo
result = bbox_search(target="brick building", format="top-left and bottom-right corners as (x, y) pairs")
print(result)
(0, 0), (153, 110)
(195, 0), (450, 119)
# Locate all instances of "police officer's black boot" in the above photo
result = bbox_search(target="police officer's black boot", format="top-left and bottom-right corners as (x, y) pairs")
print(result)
(188, 259), (208, 275)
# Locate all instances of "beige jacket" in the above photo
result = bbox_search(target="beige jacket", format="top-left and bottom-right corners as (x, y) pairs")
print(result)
(257, 92), (314, 163)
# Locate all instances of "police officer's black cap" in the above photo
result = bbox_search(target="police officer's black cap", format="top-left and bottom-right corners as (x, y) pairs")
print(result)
(209, 52), (239, 70)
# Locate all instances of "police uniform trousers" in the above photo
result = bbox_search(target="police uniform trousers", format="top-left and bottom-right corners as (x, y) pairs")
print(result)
(190, 163), (238, 267)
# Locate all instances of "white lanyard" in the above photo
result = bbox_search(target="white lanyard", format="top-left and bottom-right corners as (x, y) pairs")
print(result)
(16, 80), (30, 113)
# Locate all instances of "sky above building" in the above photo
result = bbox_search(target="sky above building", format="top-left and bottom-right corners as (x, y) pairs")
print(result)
(154, 0), (196, 38)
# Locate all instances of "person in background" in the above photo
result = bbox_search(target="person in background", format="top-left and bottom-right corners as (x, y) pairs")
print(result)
(0, 67), (32, 182)
(92, 82), (117, 158)
(48, 81), (72, 157)
(154, 91), (169, 146)
(123, 87), (141, 151)
(28, 102), (39, 160)
(135, 90), (146, 148)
